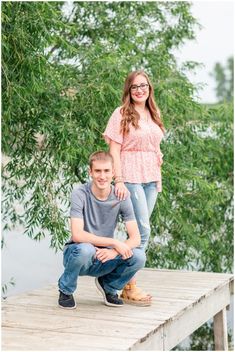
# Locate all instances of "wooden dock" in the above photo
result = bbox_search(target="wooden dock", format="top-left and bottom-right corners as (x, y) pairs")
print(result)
(2, 268), (233, 351)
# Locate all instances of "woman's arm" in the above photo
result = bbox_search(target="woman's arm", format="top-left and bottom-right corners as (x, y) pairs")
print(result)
(109, 140), (129, 200)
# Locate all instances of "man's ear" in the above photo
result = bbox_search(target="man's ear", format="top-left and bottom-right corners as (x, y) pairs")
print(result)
(88, 167), (92, 177)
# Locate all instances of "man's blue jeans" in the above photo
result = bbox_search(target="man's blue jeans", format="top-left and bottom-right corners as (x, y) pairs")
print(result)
(58, 243), (146, 295)
(125, 182), (158, 251)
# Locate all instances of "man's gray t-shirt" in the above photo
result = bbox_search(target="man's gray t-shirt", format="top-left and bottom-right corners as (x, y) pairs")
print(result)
(70, 182), (136, 238)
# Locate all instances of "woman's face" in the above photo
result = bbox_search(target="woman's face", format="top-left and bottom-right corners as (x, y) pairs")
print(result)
(130, 74), (149, 105)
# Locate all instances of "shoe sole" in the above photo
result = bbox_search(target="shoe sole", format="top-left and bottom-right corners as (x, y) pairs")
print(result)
(121, 297), (152, 307)
(58, 303), (77, 310)
(95, 278), (123, 307)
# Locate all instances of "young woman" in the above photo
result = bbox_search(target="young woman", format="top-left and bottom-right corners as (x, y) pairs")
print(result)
(103, 70), (165, 305)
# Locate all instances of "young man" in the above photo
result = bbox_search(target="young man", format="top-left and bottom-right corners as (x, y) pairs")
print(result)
(58, 151), (146, 309)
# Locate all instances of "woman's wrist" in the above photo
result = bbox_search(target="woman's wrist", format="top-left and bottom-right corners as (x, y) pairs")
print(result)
(115, 180), (125, 185)
(114, 175), (124, 184)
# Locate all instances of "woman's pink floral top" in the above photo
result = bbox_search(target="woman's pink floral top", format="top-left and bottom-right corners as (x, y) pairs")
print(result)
(103, 107), (164, 192)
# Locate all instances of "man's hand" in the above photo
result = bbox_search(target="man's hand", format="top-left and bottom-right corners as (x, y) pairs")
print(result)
(95, 248), (118, 263)
(113, 241), (133, 259)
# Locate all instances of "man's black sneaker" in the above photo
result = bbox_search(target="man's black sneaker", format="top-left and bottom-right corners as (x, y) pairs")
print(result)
(58, 291), (76, 309)
(95, 277), (123, 307)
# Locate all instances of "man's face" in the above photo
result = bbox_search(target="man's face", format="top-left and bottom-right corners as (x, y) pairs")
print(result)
(89, 160), (114, 191)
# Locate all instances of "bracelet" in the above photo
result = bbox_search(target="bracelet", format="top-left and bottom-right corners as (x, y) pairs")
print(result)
(114, 180), (124, 184)
(114, 177), (124, 181)
(114, 175), (123, 180)
(114, 179), (124, 184)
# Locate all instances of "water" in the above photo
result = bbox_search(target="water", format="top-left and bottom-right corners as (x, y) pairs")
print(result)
(2, 227), (63, 297)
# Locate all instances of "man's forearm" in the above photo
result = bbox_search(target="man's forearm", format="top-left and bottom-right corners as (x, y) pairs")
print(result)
(72, 230), (117, 248)
(124, 237), (141, 249)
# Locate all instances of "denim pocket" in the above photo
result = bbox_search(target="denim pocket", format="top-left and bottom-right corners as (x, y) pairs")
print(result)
(143, 181), (157, 189)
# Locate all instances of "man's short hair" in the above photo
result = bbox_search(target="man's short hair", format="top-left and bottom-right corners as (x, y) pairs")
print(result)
(89, 151), (114, 170)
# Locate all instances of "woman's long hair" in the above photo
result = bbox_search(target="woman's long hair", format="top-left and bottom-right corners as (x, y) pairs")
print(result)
(120, 70), (165, 135)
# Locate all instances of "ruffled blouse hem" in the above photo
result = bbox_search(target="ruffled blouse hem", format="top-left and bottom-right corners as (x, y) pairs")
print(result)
(102, 133), (122, 145)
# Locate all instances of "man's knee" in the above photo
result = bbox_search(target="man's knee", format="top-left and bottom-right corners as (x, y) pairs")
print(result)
(131, 248), (146, 269)
(69, 243), (96, 263)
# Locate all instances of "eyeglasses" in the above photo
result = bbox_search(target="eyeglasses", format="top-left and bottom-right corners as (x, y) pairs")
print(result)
(130, 83), (149, 92)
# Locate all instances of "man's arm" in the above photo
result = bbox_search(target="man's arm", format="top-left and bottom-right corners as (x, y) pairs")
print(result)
(71, 218), (133, 258)
(94, 220), (140, 263)
(124, 220), (141, 248)
(119, 194), (141, 249)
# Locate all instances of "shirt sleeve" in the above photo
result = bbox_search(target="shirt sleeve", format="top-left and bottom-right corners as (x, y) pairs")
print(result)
(103, 107), (123, 145)
(70, 187), (84, 219)
(119, 195), (136, 222)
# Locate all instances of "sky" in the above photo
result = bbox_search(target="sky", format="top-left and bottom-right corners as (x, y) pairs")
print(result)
(175, 0), (234, 103)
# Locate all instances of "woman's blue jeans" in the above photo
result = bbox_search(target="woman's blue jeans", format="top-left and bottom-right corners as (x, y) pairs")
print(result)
(58, 243), (146, 295)
(125, 182), (158, 251)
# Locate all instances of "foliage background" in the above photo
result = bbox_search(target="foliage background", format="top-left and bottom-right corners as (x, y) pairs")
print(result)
(2, 2), (234, 349)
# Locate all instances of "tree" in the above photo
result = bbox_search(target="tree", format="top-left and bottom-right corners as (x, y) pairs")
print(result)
(147, 101), (233, 273)
(226, 57), (234, 101)
(213, 63), (227, 101)
(211, 56), (234, 102)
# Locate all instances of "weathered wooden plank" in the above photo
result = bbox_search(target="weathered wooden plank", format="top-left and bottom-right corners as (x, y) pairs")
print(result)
(2, 299), (165, 326)
(3, 306), (161, 339)
(3, 298), (195, 324)
(138, 268), (232, 278)
(2, 304), (161, 325)
(213, 308), (228, 351)
(2, 327), (137, 351)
